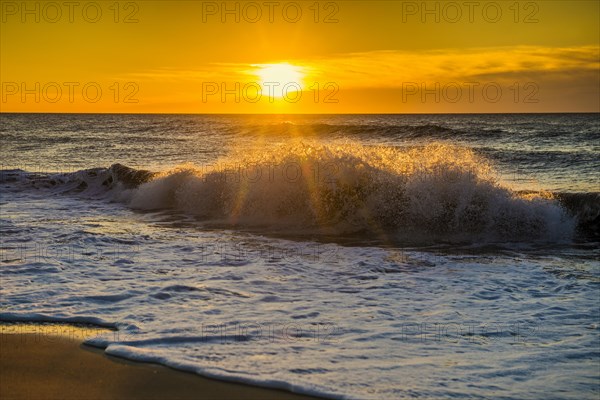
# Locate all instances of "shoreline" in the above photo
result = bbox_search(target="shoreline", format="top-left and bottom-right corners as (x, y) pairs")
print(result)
(1, 323), (323, 400)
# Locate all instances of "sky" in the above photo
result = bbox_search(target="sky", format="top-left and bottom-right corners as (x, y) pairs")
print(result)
(1, 0), (599, 113)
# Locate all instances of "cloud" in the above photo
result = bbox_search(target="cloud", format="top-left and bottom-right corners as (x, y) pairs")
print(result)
(301, 46), (600, 88)
(129, 45), (599, 91)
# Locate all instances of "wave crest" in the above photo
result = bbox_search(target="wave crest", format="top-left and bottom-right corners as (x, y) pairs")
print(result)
(128, 142), (575, 242)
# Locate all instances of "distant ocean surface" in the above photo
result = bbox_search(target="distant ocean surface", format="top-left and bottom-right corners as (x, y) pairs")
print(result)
(1, 113), (599, 399)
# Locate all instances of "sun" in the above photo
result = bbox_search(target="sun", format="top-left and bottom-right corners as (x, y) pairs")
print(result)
(254, 63), (305, 98)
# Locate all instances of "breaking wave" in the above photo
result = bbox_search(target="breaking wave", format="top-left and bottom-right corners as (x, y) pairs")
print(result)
(3, 141), (594, 243)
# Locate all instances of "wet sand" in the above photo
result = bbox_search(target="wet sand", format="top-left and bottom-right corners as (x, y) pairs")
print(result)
(0, 323), (321, 400)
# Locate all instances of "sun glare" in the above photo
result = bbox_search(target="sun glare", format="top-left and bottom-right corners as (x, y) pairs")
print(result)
(255, 63), (305, 98)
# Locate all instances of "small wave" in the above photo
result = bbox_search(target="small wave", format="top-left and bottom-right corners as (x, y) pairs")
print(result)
(1, 164), (154, 195)
(242, 122), (461, 138)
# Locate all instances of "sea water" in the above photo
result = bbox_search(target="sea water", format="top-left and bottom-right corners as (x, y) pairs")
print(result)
(1, 113), (598, 399)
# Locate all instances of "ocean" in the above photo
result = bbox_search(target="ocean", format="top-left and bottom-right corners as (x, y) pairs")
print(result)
(1, 113), (599, 399)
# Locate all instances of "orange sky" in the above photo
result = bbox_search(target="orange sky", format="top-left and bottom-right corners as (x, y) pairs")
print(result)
(1, 0), (599, 113)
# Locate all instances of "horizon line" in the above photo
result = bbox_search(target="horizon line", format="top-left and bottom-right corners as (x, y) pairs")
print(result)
(1, 112), (599, 116)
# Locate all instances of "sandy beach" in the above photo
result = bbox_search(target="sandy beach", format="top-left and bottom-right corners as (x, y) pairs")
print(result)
(0, 323), (321, 400)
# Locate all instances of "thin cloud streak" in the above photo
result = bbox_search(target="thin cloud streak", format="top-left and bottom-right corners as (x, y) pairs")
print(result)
(130, 46), (599, 89)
